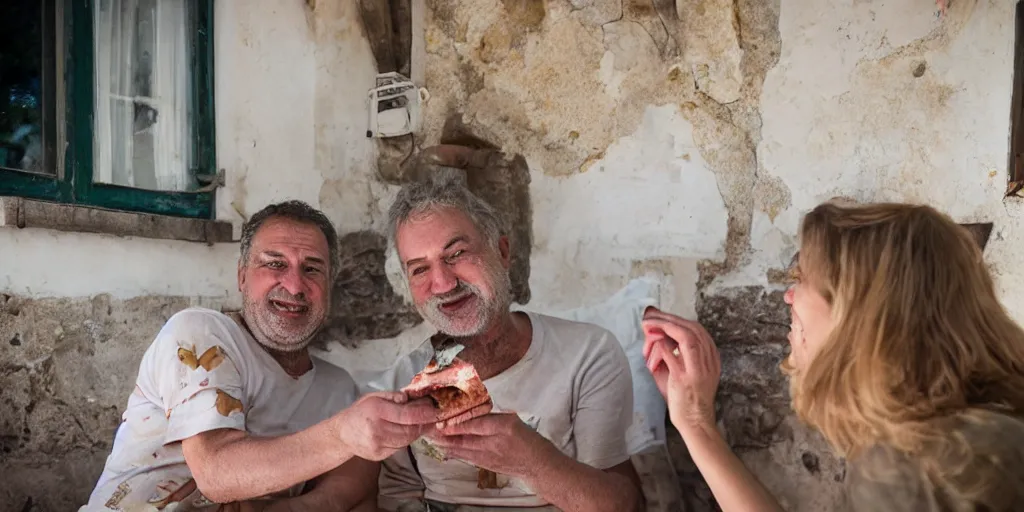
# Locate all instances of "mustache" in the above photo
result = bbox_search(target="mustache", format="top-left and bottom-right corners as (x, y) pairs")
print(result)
(266, 289), (310, 306)
(426, 282), (479, 308)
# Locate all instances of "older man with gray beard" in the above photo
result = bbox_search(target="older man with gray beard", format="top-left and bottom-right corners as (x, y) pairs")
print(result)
(376, 180), (644, 512)
(82, 201), (441, 511)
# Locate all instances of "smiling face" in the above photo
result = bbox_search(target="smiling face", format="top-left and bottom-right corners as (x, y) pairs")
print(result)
(395, 206), (512, 337)
(238, 217), (331, 352)
(783, 252), (836, 374)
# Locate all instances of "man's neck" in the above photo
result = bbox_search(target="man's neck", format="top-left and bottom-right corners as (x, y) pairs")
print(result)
(260, 345), (313, 378)
(443, 311), (532, 381)
(231, 312), (314, 378)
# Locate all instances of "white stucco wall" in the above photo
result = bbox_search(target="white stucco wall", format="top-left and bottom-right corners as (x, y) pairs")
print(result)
(2, 0), (1021, 333)
(0, 1), (379, 303)
(740, 0), (1024, 320)
(526, 105), (727, 314)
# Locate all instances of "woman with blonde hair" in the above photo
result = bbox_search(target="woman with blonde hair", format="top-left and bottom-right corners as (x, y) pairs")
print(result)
(644, 201), (1024, 511)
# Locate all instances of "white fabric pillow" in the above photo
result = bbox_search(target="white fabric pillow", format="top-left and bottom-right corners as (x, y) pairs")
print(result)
(541, 277), (668, 454)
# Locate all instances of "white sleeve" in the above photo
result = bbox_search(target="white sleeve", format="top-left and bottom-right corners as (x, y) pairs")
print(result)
(149, 310), (248, 444)
(572, 329), (635, 470)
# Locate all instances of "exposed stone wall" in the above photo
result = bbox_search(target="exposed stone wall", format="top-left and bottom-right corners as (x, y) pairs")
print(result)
(690, 288), (846, 511)
(0, 294), (191, 511)
(0, 290), (841, 512)
(316, 230), (423, 349)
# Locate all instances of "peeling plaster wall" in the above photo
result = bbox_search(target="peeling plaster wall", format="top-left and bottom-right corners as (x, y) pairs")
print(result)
(350, 0), (1017, 510)
(4, 0), (1024, 510)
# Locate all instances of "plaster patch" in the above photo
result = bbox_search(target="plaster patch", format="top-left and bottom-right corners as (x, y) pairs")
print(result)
(528, 105), (728, 310)
(677, 0), (744, 104)
(421, 0), (782, 292)
(754, 174), (792, 222)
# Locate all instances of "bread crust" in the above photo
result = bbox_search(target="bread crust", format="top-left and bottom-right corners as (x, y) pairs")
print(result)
(403, 357), (493, 422)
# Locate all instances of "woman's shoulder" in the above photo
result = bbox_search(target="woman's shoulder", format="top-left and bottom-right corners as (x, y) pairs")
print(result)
(848, 410), (1024, 512)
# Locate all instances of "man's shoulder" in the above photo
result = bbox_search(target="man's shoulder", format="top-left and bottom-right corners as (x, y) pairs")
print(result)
(528, 311), (619, 349)
(149, 307), (249, 356)
(525, 311), (629, 373)
(160, 307), (242, 336)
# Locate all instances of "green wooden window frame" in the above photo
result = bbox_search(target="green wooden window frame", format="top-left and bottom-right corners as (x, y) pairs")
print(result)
(0, 0), (216, 219)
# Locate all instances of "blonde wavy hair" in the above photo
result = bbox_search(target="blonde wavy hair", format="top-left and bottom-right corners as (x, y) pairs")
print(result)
(784, 202), (1024, 464)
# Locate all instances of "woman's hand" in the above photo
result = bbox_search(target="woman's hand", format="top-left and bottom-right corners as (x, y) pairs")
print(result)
(642, 307), (784, 512)
(642, 307), (722, 438)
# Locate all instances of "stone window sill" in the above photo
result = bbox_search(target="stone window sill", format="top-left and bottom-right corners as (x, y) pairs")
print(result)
(0, 196), (235, 244)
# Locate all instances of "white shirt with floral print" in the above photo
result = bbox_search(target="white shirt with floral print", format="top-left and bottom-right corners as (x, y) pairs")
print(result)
(81, 308), (359, 511)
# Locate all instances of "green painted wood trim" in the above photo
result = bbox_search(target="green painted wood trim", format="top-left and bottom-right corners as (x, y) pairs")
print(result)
(59, 0), (217, 220)
(88, 183), (213, 218)
(0, 168), (70, 202)
(192, 0), (217, 185)
(65, 0), (93, 200)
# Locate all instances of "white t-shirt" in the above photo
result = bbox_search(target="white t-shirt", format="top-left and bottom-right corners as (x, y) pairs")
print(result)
(81, 308), (360, 511)
(377, 312), (635, 510)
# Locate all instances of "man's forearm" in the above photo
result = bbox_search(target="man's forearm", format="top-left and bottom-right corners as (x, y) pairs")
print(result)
(524, 453), (642, 512)
(682, 426), (783, 512)
(183, 418), (354, 503)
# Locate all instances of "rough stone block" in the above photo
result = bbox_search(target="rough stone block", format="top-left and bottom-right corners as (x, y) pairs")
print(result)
(959, 222), (993, 251)
(316, 230), (423, 349)
(567, 0), (622, 25)
(632, 447), (686, 511)
(677, 0), (744, 104)
(697, 286), (789, 346)
(391, 0), (413, 76)
(0, 294), (190, 510)
(355, 0), (413, 75)
(672, 285), (846, 511)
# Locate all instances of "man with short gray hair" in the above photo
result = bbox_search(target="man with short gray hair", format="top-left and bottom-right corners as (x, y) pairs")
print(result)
(83, 200), (441, 511)
(377, 179), (644, 512)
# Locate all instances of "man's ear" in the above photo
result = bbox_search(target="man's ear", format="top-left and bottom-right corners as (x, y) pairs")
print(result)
(237, 261), (246, 292)
(498, 236), (511, 269)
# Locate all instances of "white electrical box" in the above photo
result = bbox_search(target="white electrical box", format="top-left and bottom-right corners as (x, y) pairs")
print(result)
(366, 72), (424, 138)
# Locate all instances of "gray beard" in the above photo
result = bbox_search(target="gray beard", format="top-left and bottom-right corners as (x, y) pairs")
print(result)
(420, 269), (513, 338)
(241, 295), (325, 353)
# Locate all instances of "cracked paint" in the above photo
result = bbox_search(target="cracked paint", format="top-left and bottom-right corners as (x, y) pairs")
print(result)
(677, 0), (744, 104)
(419, 0), (781, 283)
(5, 1), (1024, 511)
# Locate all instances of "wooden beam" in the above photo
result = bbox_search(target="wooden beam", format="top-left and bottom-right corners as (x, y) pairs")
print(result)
(0, 196), (234, 244)
(390, 0), (413, 76)
(358, 0), (397, 73)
